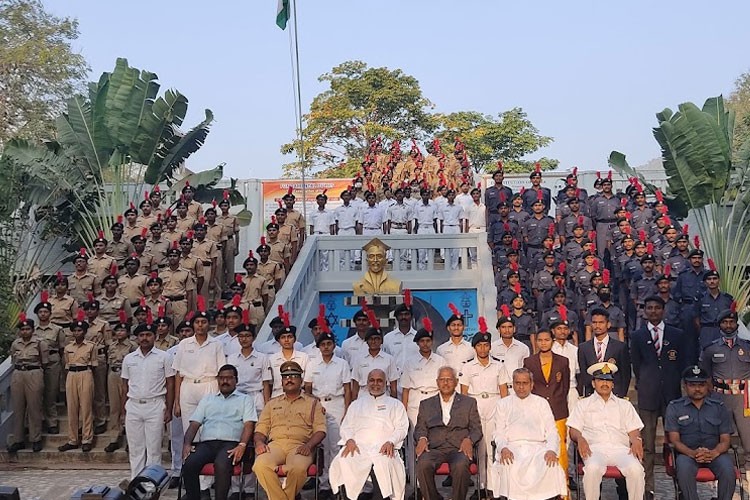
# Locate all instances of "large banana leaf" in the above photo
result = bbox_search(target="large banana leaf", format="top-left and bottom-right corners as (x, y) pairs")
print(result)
(144, 109), (213, 184)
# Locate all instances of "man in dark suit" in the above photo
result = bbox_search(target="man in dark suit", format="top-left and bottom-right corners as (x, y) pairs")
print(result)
(578, 308), (631, 398)
(631, 295), (687, 500)
(415, 365), (483, 500)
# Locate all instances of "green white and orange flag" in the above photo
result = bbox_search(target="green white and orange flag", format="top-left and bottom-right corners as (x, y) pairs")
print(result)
(276, 0), (290, 29)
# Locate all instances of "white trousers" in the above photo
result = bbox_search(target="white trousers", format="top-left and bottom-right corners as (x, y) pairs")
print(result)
(314, 231), (330, 271)
(475, 395), (501, 489)
(582, 444), (645, 500)
(389, 228), (409, 267)
(416, 226), (435, 270)
(125, 397), (166, 479)
(170, 412), (184, 475)
(468, 227), (485, 263)
(320, 396), (347, 488)
(443, 226), (461, 269)
(338, 228), (358, 270)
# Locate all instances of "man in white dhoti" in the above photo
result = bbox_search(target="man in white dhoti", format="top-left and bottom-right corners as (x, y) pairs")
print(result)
(488, 367), (567, 500)
(567, 362), (645, 500)
(329, 369), (409, 500)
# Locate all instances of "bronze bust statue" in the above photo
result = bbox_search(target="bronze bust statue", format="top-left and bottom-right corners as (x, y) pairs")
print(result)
(353, 238), (402, 296)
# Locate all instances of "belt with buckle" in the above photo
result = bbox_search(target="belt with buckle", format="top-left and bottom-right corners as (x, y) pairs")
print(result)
(252, 301), (263, 307)
(365, 227), (381, 230)
(14, 365), (41, 371)
(110, 366), (122, 372)
(166, 295), (186, 301)
(391, 223), (407, 228)
(419, 390), (438, 395)
(323, 396), (342, 401)
(186, 377), (215, 384)
(68, 366), (90, 372)
(202, 261), (212, 267)
(472, 392), (500, 399)
(131, 396), (165, 404)
(49, 350), (60, 356)
(597, 219), (617, 224)
(97, 347), (106, 355)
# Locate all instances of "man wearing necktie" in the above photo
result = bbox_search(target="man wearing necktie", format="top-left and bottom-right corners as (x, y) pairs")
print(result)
(702, 303), (750, 479)
(578, 308), (631, 398)
(630, 296), (687, 499)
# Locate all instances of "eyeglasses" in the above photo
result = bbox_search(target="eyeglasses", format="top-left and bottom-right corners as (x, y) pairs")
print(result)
(281, 374), (301, 379)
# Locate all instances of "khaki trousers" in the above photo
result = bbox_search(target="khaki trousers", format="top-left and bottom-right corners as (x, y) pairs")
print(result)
(11, 368), (44, 444)
(107, 369), (125, 435)
(66, 370), (94, 445)
(223, 239), (237, 287)
(93, 355), (107, 427)
(253, 440), (314, 500)
(43, 354), (62, 427)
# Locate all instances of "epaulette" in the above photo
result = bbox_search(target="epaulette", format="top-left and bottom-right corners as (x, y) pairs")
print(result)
(491, 356), (503, 362)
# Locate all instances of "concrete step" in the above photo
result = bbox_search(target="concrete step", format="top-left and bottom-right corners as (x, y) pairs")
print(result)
(0, 448), (171, 464)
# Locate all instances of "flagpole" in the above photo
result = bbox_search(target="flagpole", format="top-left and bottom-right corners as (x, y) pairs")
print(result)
(290, 0), (307, 222)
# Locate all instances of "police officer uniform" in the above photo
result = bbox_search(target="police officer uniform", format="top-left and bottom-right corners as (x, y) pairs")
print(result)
(9, 316), (49, 452)
(60, 316), (97, 452)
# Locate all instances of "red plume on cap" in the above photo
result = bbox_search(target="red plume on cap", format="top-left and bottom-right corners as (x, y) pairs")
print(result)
(500, 304), (511, 318)
(510, 262), (519, 272)
(534, 162), (541, 173)
(197, 295), (206, 313)
(663, 215), (672, 226)
(318, 303), (326, 317)
(422, 317), (433, 333)
(624, 212), (632, 221)
(110, 262), (118, 276)
(87, 292), (94, 303)
(232, 294), (241, 307)
(19, 312), (27, 323)
(141, 227), (148, 238)
(215, 300), (224, 311)
(118, 309), (127, 324)
(198, 216), (206, 225)
(149, 271), (157, 280)
(185, 311), (194, 322)
(79, 247), (87, 257)
(731, 301), (737, 314)
(448, 302), (461, 318)
(559, 305), (568, 322)
(659, 205), (668, 215)
(548, 223), (555, 237)
(577, 215), (584, 227)
(277, 199), (283, 209)
(602, 269), (611, 285)
(211, 199), (217, 208)
(242, 309), (250, 326)
(247, 250), (254, 259)
(144, 190), (150, 201)
(682, 224), (689, 235)
(664, 263), (672, 276)
(278, 305), (284, 317)
(235, 274), (243, 285)
(572, 167), (578, 177)
(694, 236), (701, 250)
(322, 189), (328, 195)
(590, 241), (597, 253)
(478, 317), (488, 333)
(40, 290), (49, 303)
(520, 186), (526, 195)
(499, 192), (506, 202)
(593, 260), (600, 271)
(655, 189), (664, 203)
(596, 171), (601, 179)
(260, 236), (267, 246)
(607, 171), (612, 180)
(287, 186), (293, 195)
(621, 197), (627, 207)
(588, 230), (596, 242)
(97, 230), (105, 240)
(639, 229), (647, 242)
(117, 215), (123, 224)
(513, 282), (521, 295)
(223, 189), (230, 201)
(184, 180), (190, 187)
(708, 258), (717, 271)
(366, 309), (379, 329)
(512, 239), (519, 250)
(359, 296), (368, 310)
(503, 222), (510, 233)
(129, 202), (136, 210)
(270, 215), (277, 225)
(172, 240), (179, 249)
(157, 305), (165, 318)
(537, 189), (543, 201)
(404, 289), (412, 308)
(139, 297), (146, 307)
(76, 309), (85, 322)
(558, 262), (566, 274)
(646, 242), (654, 254)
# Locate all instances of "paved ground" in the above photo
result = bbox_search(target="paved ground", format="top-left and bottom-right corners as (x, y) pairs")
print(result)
(0, 463), (741, 499)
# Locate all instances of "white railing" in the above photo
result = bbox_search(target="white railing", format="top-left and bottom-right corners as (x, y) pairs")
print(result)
(256, 232), (497, 343)
(0, 357), (13, 446)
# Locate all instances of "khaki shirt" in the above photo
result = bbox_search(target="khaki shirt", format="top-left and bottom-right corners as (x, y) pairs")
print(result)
(119, 273), (148, 305)
(88, 254), (117, 282)
(176, 216), (196, 233)
(256, 393), (326, 445)
(218, 214), (238, 239)
(124, 224), (144, 242)
(155, 335), (179, 351)
(279, 223), (299, 246)
(97, 294), (131, 323)
(257, 260), (284, 288)
(68, 272), (98, 305)
(180, 253), (204, 280)
(145, 296), (171, 317)
(286, 210), (306, 233)
(192, 239), (219, 265)
(206, 223), (225, 245)
(64, 340), (98, 368)
(242, 274), (269, 304)
(186, 201), (203, 220)
(48, 294), (77, 325)
(135, 252), (157, 275)
(161, 266), (195, 298)
(86, 318), (111, 358)
(268, 240), (291, 265)
(138, 214), (158, 232)
(107, 340), (136, 368)
(145, 238), (170, 266)
(11, 336), (49, 366)
(106, 240), (130, 265)
(36, 323), (66, 353)
(163, 229), (182, 246)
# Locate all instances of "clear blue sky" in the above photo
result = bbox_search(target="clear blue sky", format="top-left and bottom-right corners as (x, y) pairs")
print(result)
(44, 0), (750, 180)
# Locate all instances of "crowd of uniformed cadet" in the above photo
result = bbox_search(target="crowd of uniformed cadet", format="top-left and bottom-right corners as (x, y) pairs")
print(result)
(7, 137), (750, 500)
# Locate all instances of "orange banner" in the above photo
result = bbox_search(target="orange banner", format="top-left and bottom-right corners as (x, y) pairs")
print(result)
(261, 178), (352, 227)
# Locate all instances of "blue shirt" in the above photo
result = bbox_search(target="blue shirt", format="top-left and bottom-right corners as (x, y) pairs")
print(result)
(664, 396), (733, 450)
(190, 390), (257, 442)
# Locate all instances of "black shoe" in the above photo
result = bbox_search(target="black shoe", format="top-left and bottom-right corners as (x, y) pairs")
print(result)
(58, 443), (78, 452)
(48, 426), (59, 434)
(228, 494), (240, 500)
(104, 442), (119, 453)
(168, 477), (180, 489)
(94, 423), (107, 435)
(7, 442), (25, 453)
(644, 491), (655, 500)
(32, 441), (42, 452)
(302, 477), (316, 490)
(568, 476), (577, 491)
(200, 489), (211, 500)
(442, 476), (452, 487)
(318, 489), (333, 500)
(82, 443), (92, 452)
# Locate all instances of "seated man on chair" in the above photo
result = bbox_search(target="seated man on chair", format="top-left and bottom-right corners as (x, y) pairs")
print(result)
(182, 364), (257, 500)
(414, 365), (483, 500)
(488, 367), (568, 500)
(329, 369), (409, 499)
(253, 361), (326, 500)
(665, 365), (736, 500)
(567, 362), (645, 500)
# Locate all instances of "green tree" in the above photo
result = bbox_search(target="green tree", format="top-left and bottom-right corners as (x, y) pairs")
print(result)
(0, 0), (88, 148)
(727, 70), (750, 155)
(434, 109), (555, 173)
(281, 60), (436, 177)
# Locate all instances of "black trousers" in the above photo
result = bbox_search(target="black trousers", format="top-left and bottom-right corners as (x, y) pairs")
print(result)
(416, 447), (471, 500)
(182, 440), (254, 500)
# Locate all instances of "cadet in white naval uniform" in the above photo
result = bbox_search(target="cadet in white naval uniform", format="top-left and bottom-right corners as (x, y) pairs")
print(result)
(440, 189), (467, 270)
(267, 323), (309, 399)
(385, 189), (413, 267)
(361, 191), (386, 236)
(414, 188), (440, 270)
(309, 191), (335, 271)
(351, 325), (399, 400)
(490, 310), (530, 393)
(334, 189), (363, 270)
(436, 304), (475, 372)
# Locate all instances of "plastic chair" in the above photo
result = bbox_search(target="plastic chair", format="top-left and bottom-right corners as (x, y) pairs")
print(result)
(177, 460), (254, 500)
(572, 441), (624, 500)
(413, 444), (479, 500)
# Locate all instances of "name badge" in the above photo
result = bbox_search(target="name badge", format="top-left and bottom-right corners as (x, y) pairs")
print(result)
(713, 353), (725, 358)
(678, 415), (690, 421)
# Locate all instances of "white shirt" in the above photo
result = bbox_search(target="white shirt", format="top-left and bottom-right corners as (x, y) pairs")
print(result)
(648, 321), (665, 347)
(493, 393), (559, 451)
(551, 341), (579, 388)
(400, 352), (446, 392)
(255, 338), (304, 354)
(382, 328), (419, 372)
(436, 339), (475, 372)
(303, 356), (351, 399)
(311, 208), (334, 234)
(339, 392), (409, 448)
(440, 203), (466, 227)
(456, 193), (473, 213)
(351, 350), (399, 385)
(490, 338), (530, 374)
(378, 198), (396, 211)
(121, 347), (174, 399)
(268, 350), (309, 398)
(302, 341), (345, 361)
(172, 336), (226, 380)
(341, 333), (369, 365)
(592, 334), (610, 362)
(466, 202), (487, 230)
(440, 393), (456, 426)
(566, 392), (644, 449)
(227, 349), (271, 394)
(335, 203), (362, 230)
(414, 201), (440, 227)
(386, 203), (414, 225)
(459, 357), (509, 395)
(361, 205), (386, 230)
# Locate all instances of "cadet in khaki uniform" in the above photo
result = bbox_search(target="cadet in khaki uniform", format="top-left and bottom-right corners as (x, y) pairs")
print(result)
(154, 312), (178, 351)
(106, 217), (130, 267)
(131, 231), (157, 275)
(266, 219), (292, 276)
(84, 298), (112, 434)
(253, 361), (327, 500)
(97, 273), (131, 324)
(218, 194), (240, 287)
(104, 313), (136, 452)
(256, 240), (284, 304)
(191, 220), (219, 303)
(204, 206), (226, 294)
(145, 221), (170, 269)
(69, 250), (99, 306)
(59, 313), (98, 452)
(163, 210), (182, 246)
(8, 314), (49, 452)
(88, 232), (118, 282)
(119, 256), (148, 308)
(275, 207), (299, 264)
(282, 188), (306, 254)
(123, 205), (142, 242)
(34, 293), (65, 433)
(182, 183), (204, 220)
(49, 275), (78, 327)
(162, 247), (196, 326)
(175, 200), (196, 234)
(241, 252), (270, 327)
(178, 236), (205, 303)
(145, 274), (172, 319)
